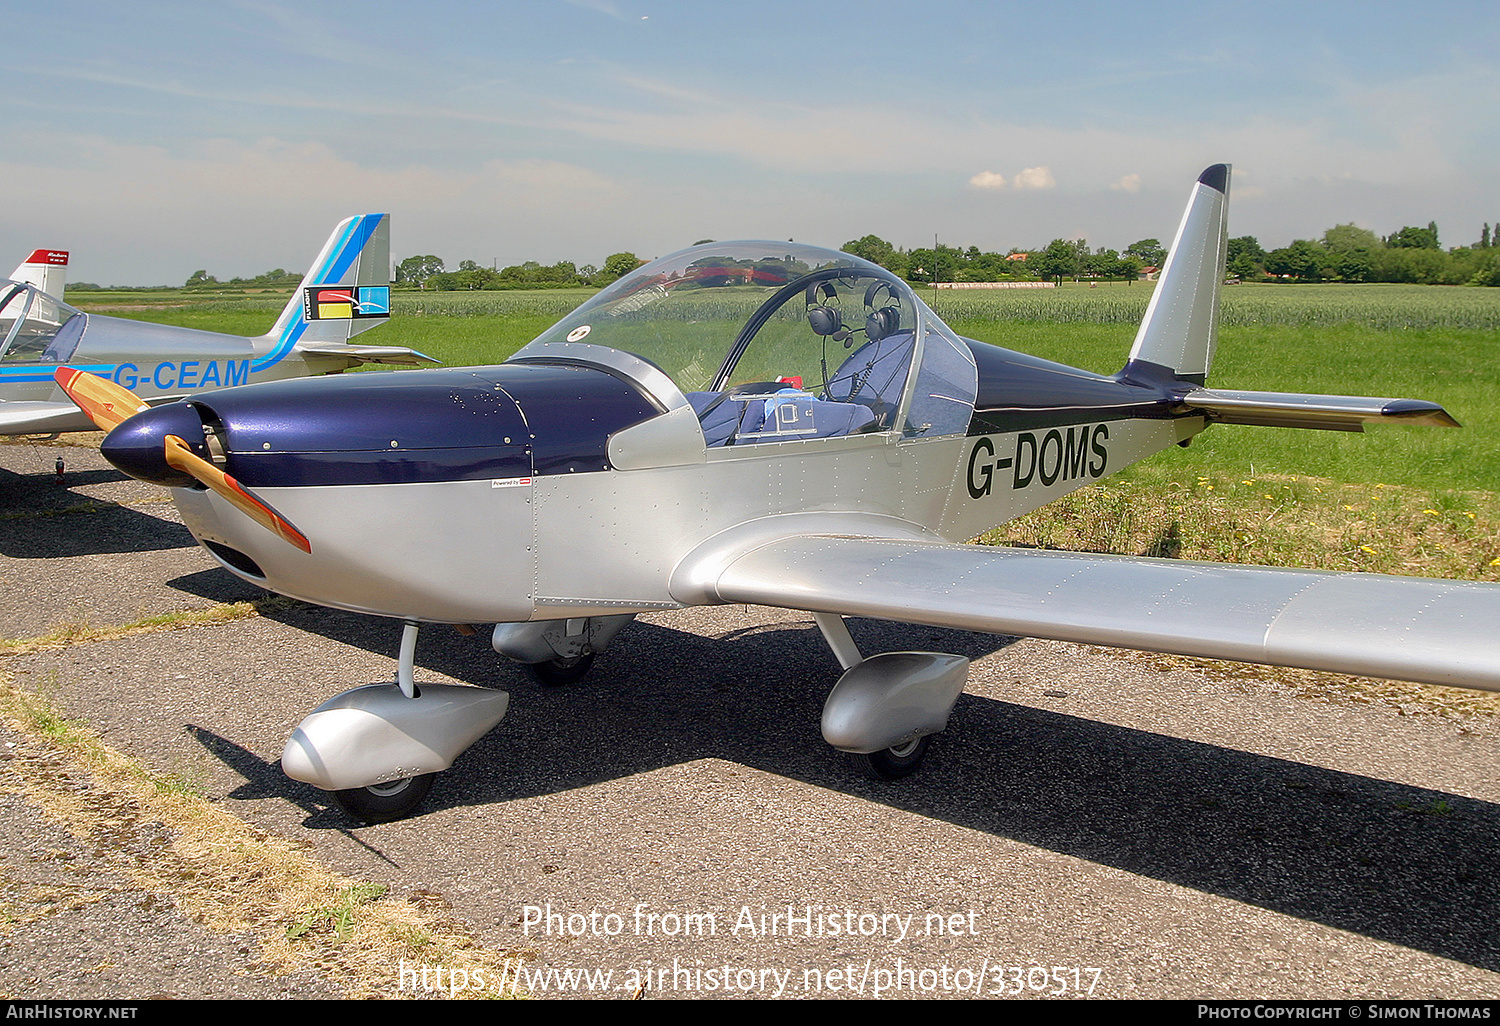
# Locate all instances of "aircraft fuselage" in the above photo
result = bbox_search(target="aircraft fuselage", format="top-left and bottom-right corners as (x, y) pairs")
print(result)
(135, 346), (1201, 625)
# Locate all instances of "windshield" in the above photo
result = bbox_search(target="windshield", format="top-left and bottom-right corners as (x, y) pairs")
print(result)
(523, 243), (898, 391)
(0, 282), (86, 364)
(513, 242), (977, 443)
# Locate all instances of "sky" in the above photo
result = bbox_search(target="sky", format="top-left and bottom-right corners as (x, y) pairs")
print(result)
(3, 0), (1498, 286)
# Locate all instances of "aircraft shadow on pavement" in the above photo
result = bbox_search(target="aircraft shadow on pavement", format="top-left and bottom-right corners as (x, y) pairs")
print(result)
(181, 600), (1500, 973)
(0, 470), (199, 558)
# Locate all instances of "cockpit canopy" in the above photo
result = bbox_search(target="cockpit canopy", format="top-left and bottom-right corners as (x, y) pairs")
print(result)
(0, 281), (86, 365)
(512, 242), (977, 444)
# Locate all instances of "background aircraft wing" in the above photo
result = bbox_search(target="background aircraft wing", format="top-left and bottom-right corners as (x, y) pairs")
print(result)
(693, 535), (1500, 691)
(0, 400), (95, 434)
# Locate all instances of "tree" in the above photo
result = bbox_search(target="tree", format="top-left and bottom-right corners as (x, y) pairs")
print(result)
(1029, 239), (1082, 283)
(1321, 223), (1382, 253)
(395, 254), (445, 286)
(184, 269), (217, 288)
(843, 235), (905, 275)
(1264, 239), (1326, 281)
(596, 252), (644, 285)
(904, 244), (960, 284)
(1125, 238), (1166, 269)
(1226, 236), (1266, 280)
(1386, 225), (1439, 250)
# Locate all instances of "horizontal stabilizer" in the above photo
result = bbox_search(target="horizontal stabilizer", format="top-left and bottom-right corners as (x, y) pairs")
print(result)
(296, 343), (439, 368)
(690, 535), (1500, 692)
(1178, 387), (1459, 432)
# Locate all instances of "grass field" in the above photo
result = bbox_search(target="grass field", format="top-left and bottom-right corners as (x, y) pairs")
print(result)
(71, 282), (1500, 581)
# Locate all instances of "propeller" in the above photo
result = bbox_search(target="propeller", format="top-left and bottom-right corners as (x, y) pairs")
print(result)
(54, 366), (148, 431)
(55, 367), (312, 553)
(162, 434), (311, 552)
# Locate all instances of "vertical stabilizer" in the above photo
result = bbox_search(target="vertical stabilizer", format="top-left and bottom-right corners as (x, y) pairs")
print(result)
(1123, 165), (1229, 385)
(11, 249), (68, 298)
(254, 214), (392, 371)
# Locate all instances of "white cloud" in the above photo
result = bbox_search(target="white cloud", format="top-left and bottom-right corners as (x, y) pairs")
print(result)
(1013, 166), (1056, 190)
(969, 171), (1007, 189)
(1111, 173), (1142, 192)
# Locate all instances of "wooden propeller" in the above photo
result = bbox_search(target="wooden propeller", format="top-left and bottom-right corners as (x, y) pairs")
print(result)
(163, 435), (311, 553)
(54, 367), (311, 553)
(54, 366), (148, 432)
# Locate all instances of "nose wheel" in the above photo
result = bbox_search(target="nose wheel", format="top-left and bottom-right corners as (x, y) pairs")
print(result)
(525, 652), (595, 686)
(851, 735), (932, 780)
(332, 773), (435, 824)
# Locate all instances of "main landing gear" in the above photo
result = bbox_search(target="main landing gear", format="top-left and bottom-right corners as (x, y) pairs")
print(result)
(812, 612), (968, 781)
(286, 612), (967, 825)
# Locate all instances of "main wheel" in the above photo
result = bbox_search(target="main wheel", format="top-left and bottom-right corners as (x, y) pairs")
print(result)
(851, 736), (932, 781)
(332, 773), (435, 824)
(525, 652), (595, 686)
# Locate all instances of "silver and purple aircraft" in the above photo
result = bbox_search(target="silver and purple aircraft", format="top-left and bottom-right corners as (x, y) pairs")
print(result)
(57, 165), (1500, 823)
(0, 214), (434, 437)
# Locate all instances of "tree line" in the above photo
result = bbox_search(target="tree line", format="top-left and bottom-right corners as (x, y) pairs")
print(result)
(1227, 222), (1500, 285)
(393, 252), (646, 291)
(167, 218), (1500, 292)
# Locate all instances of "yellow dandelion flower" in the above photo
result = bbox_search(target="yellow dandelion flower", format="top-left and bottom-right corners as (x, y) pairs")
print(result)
(1360, 545), (1375, 554)
(1342, 505), (1354, 511)
(1424, 509), (1440, 516)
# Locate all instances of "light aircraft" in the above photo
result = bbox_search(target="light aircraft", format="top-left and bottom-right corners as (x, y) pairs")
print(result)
(0, 215), (435, 437)
(11, 249), (69, 299)
(56, 164), (1500, 824)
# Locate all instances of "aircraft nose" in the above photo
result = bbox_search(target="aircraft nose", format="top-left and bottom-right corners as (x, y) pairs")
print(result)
(100, 402), (212, 487)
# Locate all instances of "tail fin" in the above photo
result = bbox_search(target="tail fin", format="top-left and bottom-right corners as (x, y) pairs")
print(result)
(11, 249), (68, 298)
(257, 214), (391, 367)
(1122, 164), (1229, 386)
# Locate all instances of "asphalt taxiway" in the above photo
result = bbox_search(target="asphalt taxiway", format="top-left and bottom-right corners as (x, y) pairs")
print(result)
(0, 435), (1497, 1000)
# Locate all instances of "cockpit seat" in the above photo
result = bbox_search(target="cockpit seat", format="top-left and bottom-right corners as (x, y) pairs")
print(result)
(826, 331), (916, 430)
(689, 389), (877, 447)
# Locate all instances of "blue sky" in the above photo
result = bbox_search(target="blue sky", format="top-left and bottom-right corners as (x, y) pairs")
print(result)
(4, 0), (1497, 285)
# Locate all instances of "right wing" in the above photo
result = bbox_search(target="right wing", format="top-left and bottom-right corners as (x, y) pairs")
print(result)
(688, 535), (1500, 691)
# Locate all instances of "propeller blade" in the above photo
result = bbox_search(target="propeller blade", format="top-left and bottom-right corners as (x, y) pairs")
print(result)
(54, 367), (149, 432)
(163, 434), (312, 553)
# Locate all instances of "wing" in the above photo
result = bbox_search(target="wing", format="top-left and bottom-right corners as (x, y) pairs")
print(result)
(0, 400), (96, 435)
(694, 535), (1500, 691)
